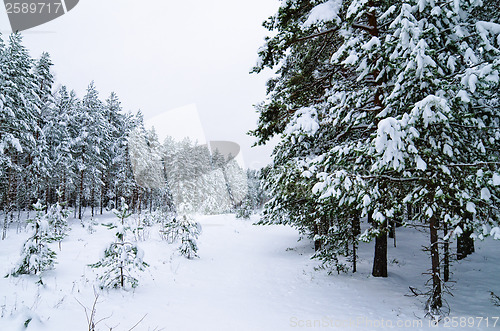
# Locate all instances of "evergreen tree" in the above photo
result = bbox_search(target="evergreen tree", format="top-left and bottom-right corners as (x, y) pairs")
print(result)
(253, 0), (500, 313)
(10, 201), (56, 277)
(46, 191), (70, 250)
(177, 212), (202, 259)
(1, 33), (38, 237)
(89, 198), (148, 289)
(48, 86), (78, 205)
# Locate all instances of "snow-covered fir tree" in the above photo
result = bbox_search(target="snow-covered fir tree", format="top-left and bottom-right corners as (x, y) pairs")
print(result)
(253, 0), (500, 314)
(46, 192), (70, 249)
(89, 198), (148, 289)
(10, 201), (56, 277)
(177, 213), (202, 259)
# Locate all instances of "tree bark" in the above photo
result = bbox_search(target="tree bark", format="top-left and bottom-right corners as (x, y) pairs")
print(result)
(372, 226), (388, 277)
(371, 210), (387, 277)
(314, 222), (321, 251)
(352, 214), (361, 273)
(78, 169), (84, 220)
(443, 223), (450, 282)
(429, 214), (442, 310)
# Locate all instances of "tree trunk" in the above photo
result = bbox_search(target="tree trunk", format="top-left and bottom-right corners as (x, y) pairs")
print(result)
(149, 188), (153, 213)
(352, 214), (361, 273)
(78, 169), (84, 220)
(62, 170), (67, 203)
(457, 218), (474, 260)
(100, 172), (106, 215)
(91, 185), (95, 217)
(443, 223), (450, 282)
(314, 222), (321, 251)
(372, 227), (388, 277)
(370, 210), (387, 277)
(429, 214), (442, 310)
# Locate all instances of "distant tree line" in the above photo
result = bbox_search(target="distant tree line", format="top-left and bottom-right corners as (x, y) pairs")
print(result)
(0, 33), (261, 236)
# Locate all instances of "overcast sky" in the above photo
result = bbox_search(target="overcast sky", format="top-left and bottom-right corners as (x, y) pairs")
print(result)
(0, 0), (280, 169)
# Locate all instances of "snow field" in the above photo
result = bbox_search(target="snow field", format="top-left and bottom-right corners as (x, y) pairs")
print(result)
(0, 213), (498, 330)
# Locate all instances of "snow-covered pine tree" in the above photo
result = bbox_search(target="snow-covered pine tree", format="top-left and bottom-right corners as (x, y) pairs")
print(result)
(101, 92), (139, 213)
(89, 198), (148, 289)
(47, 86), (78, 205)
(109, 106), (138, 210)
(365, 0), (500, 313)
(317, 0), (500, 312)
(253, 0), (500, 313)
(33, 52), (57, 206)
(236, 199), (253, 219)
(177, 214), (201, 259)
(46, 191), (70, 250)
(1, 33), (38, 237)
(81, 82), (107, 218)
(252, 0), (364, 272)
(236, 169), (269, 218)
(10, 201), (56, 277)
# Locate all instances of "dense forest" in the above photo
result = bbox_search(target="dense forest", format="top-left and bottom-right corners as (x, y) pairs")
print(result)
(0, 33), (265, 238)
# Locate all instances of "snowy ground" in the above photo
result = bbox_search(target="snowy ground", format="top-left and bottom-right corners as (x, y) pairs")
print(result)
(0, 212), (499, 330)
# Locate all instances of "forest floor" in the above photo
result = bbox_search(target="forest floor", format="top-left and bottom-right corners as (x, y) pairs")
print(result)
(0, 212), (498, 330)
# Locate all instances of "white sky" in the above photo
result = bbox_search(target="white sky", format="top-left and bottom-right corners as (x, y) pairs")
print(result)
(0, 0), (280, 169)
(144, 104), (207, 144)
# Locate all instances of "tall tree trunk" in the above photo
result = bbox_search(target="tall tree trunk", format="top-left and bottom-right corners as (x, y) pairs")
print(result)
(3, 164), (16, 240)
(79, 150), (85, 220)
(371, 211), (387, 277)
(149, 188), (153, 213)
(100, 172), (106, 215)
(372, 226), (388, 277)
(443, 222), (450, 282)
(429, 214), (442, 310)
(91, 184), (95, 217)
(78, 169), (84, 220)
(352, 214), (361, 273)
(62, 170), (67, 203)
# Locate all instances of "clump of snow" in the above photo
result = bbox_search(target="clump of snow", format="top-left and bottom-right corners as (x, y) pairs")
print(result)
(362, 36), (381, 51)
(480, 187), (491, 201)
(492, 173), (500, 186)
(304, 0), (342, 26)
(415, 156), (427, 171)
(466, 201), (476, 214)
(491, 227), (500, 240)
(346, 0), (369, 20)
(374, 117), (406, 170)
(285, 107), (320, 136)
(456, 90), (470, 103)
(362, 194), (371, 207)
